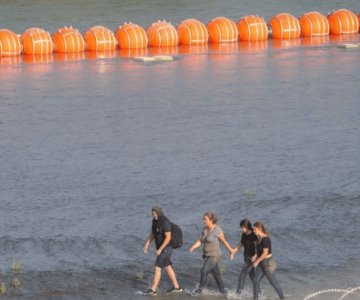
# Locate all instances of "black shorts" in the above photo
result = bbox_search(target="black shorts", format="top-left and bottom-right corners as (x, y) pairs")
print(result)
(155, 247), (173, 268)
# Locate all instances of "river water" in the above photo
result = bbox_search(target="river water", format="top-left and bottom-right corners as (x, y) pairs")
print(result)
(1, 1), (360, 299)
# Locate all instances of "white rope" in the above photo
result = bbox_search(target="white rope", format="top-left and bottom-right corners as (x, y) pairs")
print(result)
(304, 286), (360, 300)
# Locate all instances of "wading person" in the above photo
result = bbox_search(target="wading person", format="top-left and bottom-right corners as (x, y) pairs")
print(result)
(189, 212), (234, 295)
(252, 222), (285, 300)
(231, 219), (258, 295)
(143, 206), (182, 296)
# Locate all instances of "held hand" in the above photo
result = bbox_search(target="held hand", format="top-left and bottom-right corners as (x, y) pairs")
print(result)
(143, 245), (148, 254)
(155, 249), (162, 256)
(230, 253), (235, 260)
(253, 261), (259, 268)
(230, 247), (237, 255)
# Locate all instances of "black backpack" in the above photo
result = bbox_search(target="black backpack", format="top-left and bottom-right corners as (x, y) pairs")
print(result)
(170, 222), (183, 249)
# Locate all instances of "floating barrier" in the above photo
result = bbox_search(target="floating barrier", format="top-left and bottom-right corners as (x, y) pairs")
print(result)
(115, 22), (148, 49)
(84, 25), (117, 51)
(177, 18), (208, 45)
(328, 9), (359, 35)
(21, 27), (54, 55)
(299, 11), (330, 37)
(207, 16), (238, 43)
(269, 13), (301, 39)
(147, 20), (179, 47)
(237, 15), (268, 41)
(52, 26), (85, 53)
(0, 29), (22, 56)
(1, 8), (360, 61)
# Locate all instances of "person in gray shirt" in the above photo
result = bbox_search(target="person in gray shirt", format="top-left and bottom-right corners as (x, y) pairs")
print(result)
(189, 212), (234, 294)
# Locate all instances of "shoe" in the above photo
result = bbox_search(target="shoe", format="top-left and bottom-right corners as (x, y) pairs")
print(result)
(144, 289), (157, 296)
(167, 286), (183, 293)
(220, 288), (228, 294)
(192, 288), (202, 294)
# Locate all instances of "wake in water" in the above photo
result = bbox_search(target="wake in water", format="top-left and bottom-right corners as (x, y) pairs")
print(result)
(304, 286), (360, 300)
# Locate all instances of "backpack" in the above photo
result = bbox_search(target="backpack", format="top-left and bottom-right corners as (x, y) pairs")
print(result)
(170, 222), (183, 249)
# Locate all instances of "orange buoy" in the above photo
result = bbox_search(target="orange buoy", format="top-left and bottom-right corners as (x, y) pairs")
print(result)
(177, 18), (209, 45)
(269, 13), (301, 39)
(327, 9), (359, 35)
(84, 26), (117, 51)
(115, 22), (148, 49)
(147, 20), (179, 47)
(52, 26), (85, 53)
(299, 11), (330, 37)
(21, 27), (54, 55)
(0, 29), (22, 56)
(237, 15), (268, 41)
(207, 16), (238, 43)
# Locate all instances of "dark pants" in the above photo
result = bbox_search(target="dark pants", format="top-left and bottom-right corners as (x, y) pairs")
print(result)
(199, 255), (225, 293)
(237, 257), (255, 293)
(253, 258), (284, 300)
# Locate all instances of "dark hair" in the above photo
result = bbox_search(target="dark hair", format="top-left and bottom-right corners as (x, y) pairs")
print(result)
(152, 206), (164, 217)
(204, 212), (217, 224)
(253, 222), (267, 234)
(240, 219), (252, 230)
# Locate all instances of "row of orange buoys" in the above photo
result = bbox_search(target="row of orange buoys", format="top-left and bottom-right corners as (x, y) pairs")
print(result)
(0, 8), (359, 57)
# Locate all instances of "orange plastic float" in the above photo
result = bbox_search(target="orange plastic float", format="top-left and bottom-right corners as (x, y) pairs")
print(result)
(237, 15), (268, 41)
(327, 9), (359, 35)
(269, 13), (301, 39)
(177, 18), (208, 45)
(299, 11), (330, 37)
(115, 22), (148, 49)
(147, 20), (179, 47)
(0, 29), (22, 56)
(21, 28), (54, 55)
(84, 26), (117, 51)
(52, 26), (85, 53)
(207, 16), (238, 43)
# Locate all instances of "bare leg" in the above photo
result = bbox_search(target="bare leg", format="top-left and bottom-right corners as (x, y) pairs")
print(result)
(151, 266), (162, 291)
(165, 265), (180, 288)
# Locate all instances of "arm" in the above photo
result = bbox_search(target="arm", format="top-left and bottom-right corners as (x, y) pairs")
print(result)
(253, 247), (269, 268)
(143, 232), (154, 254)
(155, 231), (171, 256)
(251, 239), (258, 262)
(231, 242), (242, 259)
(233, 242), (242, 253)
(218, 232), (235, 256)
(189, 238), (202, 254)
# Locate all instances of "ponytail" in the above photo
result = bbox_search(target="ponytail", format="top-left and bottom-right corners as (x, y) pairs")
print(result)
(239, 219), (252, 230)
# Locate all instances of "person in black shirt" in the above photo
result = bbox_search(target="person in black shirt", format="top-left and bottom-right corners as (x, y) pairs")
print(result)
(143, 206), (182, 296)
(231, 219), (258, 294)
(252, 222), (284, 300)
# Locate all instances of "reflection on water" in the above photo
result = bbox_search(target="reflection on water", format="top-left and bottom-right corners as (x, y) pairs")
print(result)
(301, 36), (330, 47)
